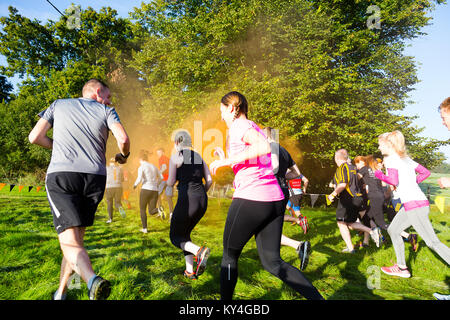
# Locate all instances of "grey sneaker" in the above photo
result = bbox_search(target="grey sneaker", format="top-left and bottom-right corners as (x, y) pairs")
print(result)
(88, 276), (111, 300)
(433, 293), (450, 300)
(342, 247), (357, 253)
(52, 290), (67, 300)
(118, 207), (126, 218)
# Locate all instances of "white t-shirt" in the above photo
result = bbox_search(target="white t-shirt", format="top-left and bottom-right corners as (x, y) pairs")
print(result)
(383, 154), (427, 203)
(134, 161), (162, 191)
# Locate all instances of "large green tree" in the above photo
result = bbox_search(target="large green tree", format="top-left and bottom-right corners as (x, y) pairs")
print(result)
(0, 6), (142, 178)
(131, 0), (448, 192)
(0, 75), (13, 102)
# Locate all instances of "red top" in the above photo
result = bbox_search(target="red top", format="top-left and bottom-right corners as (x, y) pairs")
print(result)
(158, 155), (170, 181)
(288, 177), (302, 190)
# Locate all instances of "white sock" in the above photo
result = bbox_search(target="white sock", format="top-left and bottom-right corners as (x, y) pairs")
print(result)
(185, 255), (194, 273)
(180, 241), (200, 255)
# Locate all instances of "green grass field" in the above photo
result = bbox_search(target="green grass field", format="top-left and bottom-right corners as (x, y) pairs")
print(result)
(0, 179), (449, 300)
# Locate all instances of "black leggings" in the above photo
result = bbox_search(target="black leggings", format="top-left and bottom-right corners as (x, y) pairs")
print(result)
(220, 198), (324, 300)
(139, 189), (159, 229)
(170, 189), (207, 256)
(367, 193), (389, 230)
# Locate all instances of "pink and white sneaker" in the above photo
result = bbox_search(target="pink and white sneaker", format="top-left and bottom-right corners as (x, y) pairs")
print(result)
(381, 264), (411, 278)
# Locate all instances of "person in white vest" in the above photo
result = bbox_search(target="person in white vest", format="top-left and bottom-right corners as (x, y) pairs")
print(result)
(105, 157), (126, 223)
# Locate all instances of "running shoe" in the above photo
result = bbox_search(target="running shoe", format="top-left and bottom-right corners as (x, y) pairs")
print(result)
(118, 206), (126, 218)
(194, 246), (210, 277)
(159, 207), (166, 220)
(342, 247), (357, 253)
(408, 234), (419, 252)
(299, 216), (309, 234)
(377, 227), (384, 246)
(141, 228), (148, 234)
(184, 270), (198, 280)
(106, 219), (112, 224)
(370, 227), (381, 248)
(88, 276), (111, 300)
(380, 264), (411, 278)
(433, 293), (450, 300)
(297, 241), (311, 271)
(52, 290), (67, 300)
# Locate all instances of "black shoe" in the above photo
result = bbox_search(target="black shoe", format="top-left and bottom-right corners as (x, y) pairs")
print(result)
(88, 276), (111, 300)
(297, 241), (311, 271)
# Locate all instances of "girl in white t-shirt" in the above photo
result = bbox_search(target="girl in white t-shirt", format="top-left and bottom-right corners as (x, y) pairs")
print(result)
(375, 131), (450, 278)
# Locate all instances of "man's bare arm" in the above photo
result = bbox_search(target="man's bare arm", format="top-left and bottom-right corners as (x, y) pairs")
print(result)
(29, 118), (53, 149)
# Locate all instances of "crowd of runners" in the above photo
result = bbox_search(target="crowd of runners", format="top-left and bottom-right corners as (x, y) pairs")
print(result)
(28, 79), (450, 300)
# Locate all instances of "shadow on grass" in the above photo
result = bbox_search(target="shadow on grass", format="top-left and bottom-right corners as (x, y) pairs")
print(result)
(298, 214), (384, 300)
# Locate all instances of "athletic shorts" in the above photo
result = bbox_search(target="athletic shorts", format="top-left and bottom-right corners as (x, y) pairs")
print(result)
(158, 181), (173, 197)
(287, 194), (302, 211)
(336, 194), (363, 223)
(45, 172), (106, 234)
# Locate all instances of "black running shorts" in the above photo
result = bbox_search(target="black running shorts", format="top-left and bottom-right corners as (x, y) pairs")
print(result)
(45, 172), (106, 234)
(336, 193), (363, 223)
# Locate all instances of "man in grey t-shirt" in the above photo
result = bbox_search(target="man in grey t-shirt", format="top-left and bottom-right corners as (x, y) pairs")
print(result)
(29, 79), (130, 300)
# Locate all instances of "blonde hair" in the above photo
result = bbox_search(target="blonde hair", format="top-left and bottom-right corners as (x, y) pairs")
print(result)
(378, 130), (407, 158)
(334, 148), (348, 161)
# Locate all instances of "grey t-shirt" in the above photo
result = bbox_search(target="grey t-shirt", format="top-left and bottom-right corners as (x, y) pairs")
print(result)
(39, 98), (121, 176)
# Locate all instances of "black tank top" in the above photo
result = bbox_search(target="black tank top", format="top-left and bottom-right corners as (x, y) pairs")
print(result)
(176, 149), (205, 193)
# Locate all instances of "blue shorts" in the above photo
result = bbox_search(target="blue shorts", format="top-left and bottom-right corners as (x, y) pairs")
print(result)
(287, 194), (302, 212)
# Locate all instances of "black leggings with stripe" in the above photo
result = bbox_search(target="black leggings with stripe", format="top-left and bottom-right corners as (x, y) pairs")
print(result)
(170, 188), (207, 256)
(220, 198), (324, 300)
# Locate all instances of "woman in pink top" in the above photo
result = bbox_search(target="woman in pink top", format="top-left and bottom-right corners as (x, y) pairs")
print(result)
(375, 131), (450, 278)
(210, 91), (323, 300)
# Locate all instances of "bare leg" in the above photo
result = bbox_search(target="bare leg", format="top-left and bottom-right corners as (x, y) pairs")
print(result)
(58, 227), (95, 284)
(185, 255), (194, 273)
(283, 215), (300, 224)
(337, 221), (354, 251)
(348, 221), (372, 233)
(56, 256), (74, 297)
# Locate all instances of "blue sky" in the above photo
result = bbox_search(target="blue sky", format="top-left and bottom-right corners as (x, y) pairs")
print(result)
(1, 1), (449, 161)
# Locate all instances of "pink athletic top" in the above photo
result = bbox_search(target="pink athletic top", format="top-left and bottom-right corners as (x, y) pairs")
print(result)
(227, 118), (284, 202)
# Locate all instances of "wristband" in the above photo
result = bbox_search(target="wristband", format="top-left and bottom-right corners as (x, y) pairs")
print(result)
(121, 152), (130, 159)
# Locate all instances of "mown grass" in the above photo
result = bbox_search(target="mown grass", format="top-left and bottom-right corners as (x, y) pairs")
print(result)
(0, 181), (449, 300)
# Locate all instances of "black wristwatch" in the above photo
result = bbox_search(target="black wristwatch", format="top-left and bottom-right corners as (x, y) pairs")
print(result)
(121, 152), (130, 159)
